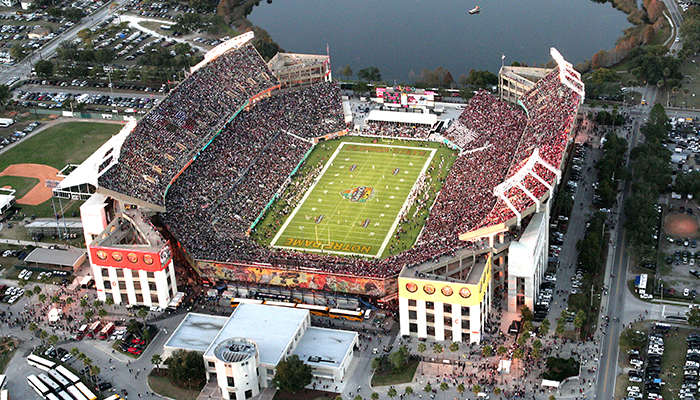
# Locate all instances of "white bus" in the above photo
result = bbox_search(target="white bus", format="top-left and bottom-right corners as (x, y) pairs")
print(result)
(45, 393), (60, 400)
(57, 391), (74, 400)
(38, 373), (61, 393)
(67, 385), (88, 400)
(27, 354), (56, 371)
(48, 369), (70, 388)
(27, 374), (51, 398)
(104, 395), (122, 400)
(75, 381), (97, 400)
(55, 365), (80, 384)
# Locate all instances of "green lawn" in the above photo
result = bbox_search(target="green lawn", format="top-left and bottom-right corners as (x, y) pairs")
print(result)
(0, 176), (39, 198)
(0, 121), (121, 218)
(149, 372), (201, 400)
(371, 359), (419, 386)
(0, 121), (121, 172)
(270, 142), (435, 258)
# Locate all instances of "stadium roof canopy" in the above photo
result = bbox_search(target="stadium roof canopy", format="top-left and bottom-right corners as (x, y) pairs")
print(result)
(366, 110), (437, 126)
(0, 193), (14, 211)
(24, 248), (86, 268)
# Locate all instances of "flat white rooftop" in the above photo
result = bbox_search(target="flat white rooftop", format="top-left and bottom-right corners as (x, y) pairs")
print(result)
(205, 303), (309, 366)
(164, 313), (229, 354)
(293, 327), (356, 367)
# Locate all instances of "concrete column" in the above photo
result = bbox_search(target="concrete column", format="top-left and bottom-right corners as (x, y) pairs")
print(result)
(123, 268), (137, 305)
(469, 304), (481, 344)
(524, 275), (534, 311)
(451, 303), (462, 342)
(107, 267), (122, 304)
(434, 302), (445, 342)
(139, 270), (152, 307)
(416, 299), (427, 338)
(507, 274), (518, 313)
(92, 263), (106, 302)
(399, 297), (410, 337)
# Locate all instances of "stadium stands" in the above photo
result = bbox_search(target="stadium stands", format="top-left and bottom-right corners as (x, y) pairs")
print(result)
(99, 44), (280, 207)
(104, 54), (581, 279)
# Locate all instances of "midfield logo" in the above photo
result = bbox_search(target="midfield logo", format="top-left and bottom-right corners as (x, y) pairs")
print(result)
(341, 186), (374, 203)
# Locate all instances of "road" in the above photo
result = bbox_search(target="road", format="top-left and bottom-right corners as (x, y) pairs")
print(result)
(0, 0), (130, 85)
(661, 0), (684, 53)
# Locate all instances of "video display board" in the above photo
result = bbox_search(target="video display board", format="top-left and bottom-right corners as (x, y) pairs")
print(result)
(375, 87), (435, 108)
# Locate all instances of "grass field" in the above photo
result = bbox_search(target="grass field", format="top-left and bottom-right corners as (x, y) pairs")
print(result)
(270, 142), (435, 258)
(0, 176), (39, 198)
(0, 121), (121, 172)
(1, 121), (121, 218)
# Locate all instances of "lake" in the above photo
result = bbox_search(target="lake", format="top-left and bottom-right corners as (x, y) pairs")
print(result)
(248, 0), (631, 83)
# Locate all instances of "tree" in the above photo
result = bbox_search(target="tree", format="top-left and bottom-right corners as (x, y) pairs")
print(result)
(482, 345), (493, 357)
(423, 384), (432, 394)
(556, 318), (566, 337)
(388, 346), (410, 372)
(10, 44), (25, 61)
(39, 330), (48, 341)
(33, 286), (41, 296)
(456, 383), (465, 397)
(105, 297), (114, 307)
(271, 355), (312, 393)
(151, 354), (163, 372)
(689, 307), (700, 326)
(388, 388), (398, 400)
(371, 393), (379, 400)
(513, 348), (524, 360)
(439, 382), (449, 399)
(496, 346), (507, 356)
(417, 342), (427, 373)
(539, 319), (550, 336)
(65, 297), (73, 306)
(532, 339), (542, 350)
(574, 310), (586, 334)
(98, 308), (108, 318)
(38, 293), (46, 303)
(93, 300), (103, 309)
(28, 322), (38, 332)
(449, 342), (460, 361)
(520, 306), (533, 321)
(371, 357), (381, 372)
(472, 384), (482, 394)
(89, 365), (100, 380)
(517, 333), (529, 346)
(34, 60), (54, 78)
(355, 396), (363, 400)
(405, 386), (414, 397)
(84, 309), (94, 320)
(165, 349), (207, 388)
(70, 347), (80, 357)
(357, 66), (381, 82)
(80, 298), (88, 308)
(48, 335), (58, 345)
(549, 395), (556, 400)
(432, 343), (443, 359)
(463, 69), (497, 88)
(591, 68), (618, 85)
(51, 295), (60, 304)
(522, 320), (534, 334)
(341, 65), (353, 80)
(531, 347), (542, 359)
(137, 307), (149, 334)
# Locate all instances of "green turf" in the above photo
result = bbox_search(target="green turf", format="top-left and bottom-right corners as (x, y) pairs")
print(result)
(0, 121), (121, 172)
(270, 142), (435, 258)
(0, 122), (120, 218)
(0, 176), (39, 199)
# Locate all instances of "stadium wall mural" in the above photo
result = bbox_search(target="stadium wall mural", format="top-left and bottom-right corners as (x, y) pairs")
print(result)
(194, 260), (397, 298)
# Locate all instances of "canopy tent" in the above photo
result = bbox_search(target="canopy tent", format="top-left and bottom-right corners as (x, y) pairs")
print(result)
(498, 359), (511, 374)
(366, 110), (437, 126)
(541, 379), (560, 388)
(47, 307), (63, 322)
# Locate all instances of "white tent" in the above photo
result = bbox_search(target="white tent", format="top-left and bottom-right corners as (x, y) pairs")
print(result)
(47, 308), (63, 323)
(498, 359), (511, 374)
(541, 379), (560, 388)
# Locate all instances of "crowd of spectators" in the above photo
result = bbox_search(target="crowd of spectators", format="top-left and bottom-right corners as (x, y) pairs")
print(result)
(363, 121), (432, 139)
(99, 44), (279, 206)
(163, 81), (346, 263)
(109, 60), (580, 280)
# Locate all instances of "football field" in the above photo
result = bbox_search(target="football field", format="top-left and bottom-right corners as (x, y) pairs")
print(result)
(271, 142), (436, 258)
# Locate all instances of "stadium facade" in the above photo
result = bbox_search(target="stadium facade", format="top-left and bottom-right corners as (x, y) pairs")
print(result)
(59, 31), (583, 343)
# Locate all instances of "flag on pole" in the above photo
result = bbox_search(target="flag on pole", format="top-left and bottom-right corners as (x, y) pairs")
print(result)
(502, 54), (505, 60)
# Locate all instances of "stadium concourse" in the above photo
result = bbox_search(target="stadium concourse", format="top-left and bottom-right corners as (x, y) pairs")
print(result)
(76, 37), (582, 333)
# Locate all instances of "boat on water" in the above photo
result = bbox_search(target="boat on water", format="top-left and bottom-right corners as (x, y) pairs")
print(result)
(469, 6), (480, 14)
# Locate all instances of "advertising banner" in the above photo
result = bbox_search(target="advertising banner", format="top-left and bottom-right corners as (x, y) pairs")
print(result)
(89, 244), (171, 272)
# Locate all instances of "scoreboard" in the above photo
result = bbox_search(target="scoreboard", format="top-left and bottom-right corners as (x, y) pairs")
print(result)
(376, 87), (435, 109)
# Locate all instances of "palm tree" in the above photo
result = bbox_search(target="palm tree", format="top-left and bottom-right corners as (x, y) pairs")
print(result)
(417, 342), (427, 373)
(39, 330), (48, 342)
(151, 354), (163, 372)
(423, 384), (432, 395)
(65, 297), (73, 306)
(388, 388), (397, 400)
(496, 345), (507, 356)
(89, 365), (100, 383)
(93, 300), (103, 309)
(76, 352), (86, 364)
(482, 345), (493, 357)
(137, 307), (149, 335)
(80, 298), (88, 308)
(32, 286), (41, 296)
(538, 319), (550, 336)
(404, 386), (414, 397)
(51, 295), (60, 304)
(354, 395), (363, 400)
(28, 322), (38, 333)
(456, 383), (465, 398)
(439, 382), (448, 400)
(371, 393), (379, 400)
(38, 293), (46, 303)
(432, 343), (443, 373)
(70, 347), (80, 357)
(98, 308), (108, 319)
(449, 341), (460, 362)
(105, 297), (114, 308)
(48, 335), (58, 346)
(84, 309), (94, 321)
(471, 384), (481, 395)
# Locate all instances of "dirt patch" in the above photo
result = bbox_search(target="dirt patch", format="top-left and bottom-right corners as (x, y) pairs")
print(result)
(664, 213), (700, 237)
(0, 164), (60, 205)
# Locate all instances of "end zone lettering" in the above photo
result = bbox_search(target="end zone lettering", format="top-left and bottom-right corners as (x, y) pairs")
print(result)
(282, 238), (372, 254)
(345, 144), (427, 156)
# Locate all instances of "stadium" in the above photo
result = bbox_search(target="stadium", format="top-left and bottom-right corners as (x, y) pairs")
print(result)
(59, 32), (583, 340)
